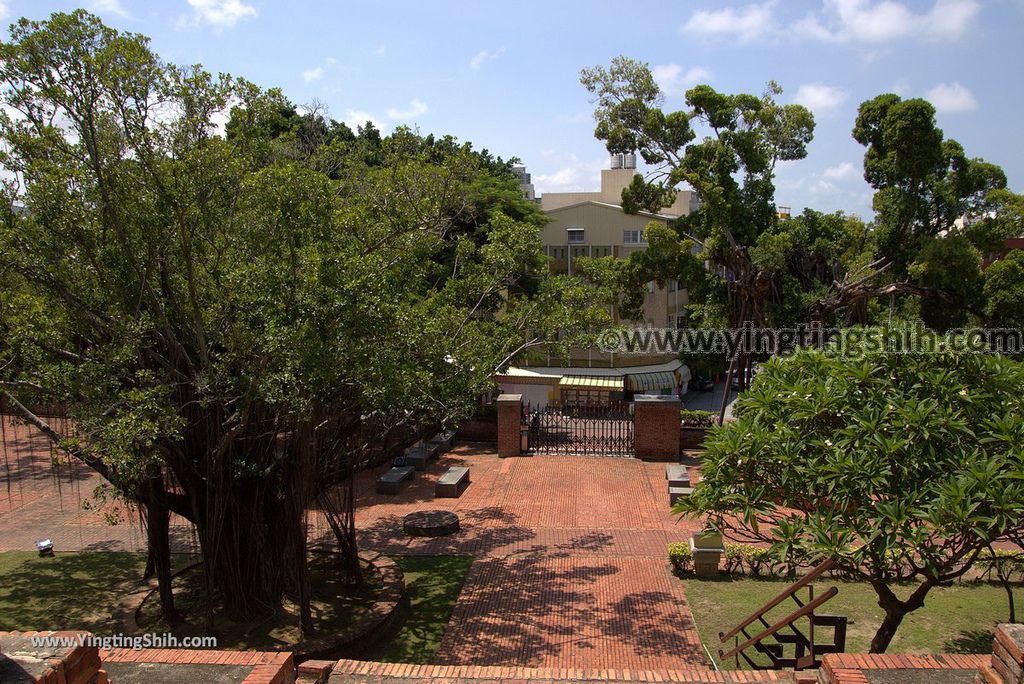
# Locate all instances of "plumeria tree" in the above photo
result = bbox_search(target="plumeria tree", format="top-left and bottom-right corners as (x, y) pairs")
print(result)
(676, 334), (1024, 652)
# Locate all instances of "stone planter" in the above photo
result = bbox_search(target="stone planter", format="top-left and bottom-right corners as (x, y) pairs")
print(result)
(679, 426), (709, 450)
(690, 532), (725, 578)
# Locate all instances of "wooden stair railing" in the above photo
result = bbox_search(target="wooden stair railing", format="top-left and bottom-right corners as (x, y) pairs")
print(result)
(717, 558), (848, 671)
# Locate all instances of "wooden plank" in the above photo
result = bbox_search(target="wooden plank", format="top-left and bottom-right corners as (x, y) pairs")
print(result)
(719, 586), (838, 661)
(718, 558), (835, 643)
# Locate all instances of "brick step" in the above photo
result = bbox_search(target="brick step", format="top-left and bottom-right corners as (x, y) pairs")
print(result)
(327, 659), (795, 683)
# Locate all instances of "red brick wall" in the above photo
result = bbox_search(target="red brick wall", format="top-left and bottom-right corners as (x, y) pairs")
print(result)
(497, 394), (523, 457)
(634, 396), (681, 461)
(982, 623), (1024, 683)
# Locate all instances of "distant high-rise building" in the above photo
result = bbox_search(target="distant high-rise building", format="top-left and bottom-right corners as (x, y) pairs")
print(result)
(511, 164), (538, 202)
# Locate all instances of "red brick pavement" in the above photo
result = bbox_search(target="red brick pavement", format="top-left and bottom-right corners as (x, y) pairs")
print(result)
(0, 415), (193, 553)
(435, 554), (705, 670)
(1, 426), (711, 671)
(346, 446), (709, 670)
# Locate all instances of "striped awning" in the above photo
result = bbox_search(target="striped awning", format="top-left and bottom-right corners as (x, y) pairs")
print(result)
(558, 374), (624, 391)
(626, 371), (678, 392)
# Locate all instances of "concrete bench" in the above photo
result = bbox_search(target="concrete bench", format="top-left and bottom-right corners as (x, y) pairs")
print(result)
(426, 430), (456, 456)
(404, 446), (431, 471)
(376, 466), (415, 494)
(665, 464), (691, 488)
(669, 486), (694, 506)
(424, 438), (445, 458)
(435, 466), (470, 498)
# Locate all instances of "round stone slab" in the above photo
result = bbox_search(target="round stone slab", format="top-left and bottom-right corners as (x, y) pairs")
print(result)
(403, 510), (460, 537)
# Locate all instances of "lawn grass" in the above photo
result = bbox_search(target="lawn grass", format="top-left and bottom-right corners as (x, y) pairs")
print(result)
(684, 575), (1022, 669)
(0, 550), (150, 632)
(136, 552), (385, 650)
(372, 555), (474, 663)
(1, 550), (471, 661)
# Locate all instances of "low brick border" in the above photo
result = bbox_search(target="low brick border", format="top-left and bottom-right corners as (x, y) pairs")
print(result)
(126, 552), (406, 663)
(280, 551), (406, 661)
(818, 653), (988, 684)
(113, 559), (204, 634)
(327, 659), (794, 682)
(103, 647), (294, 684)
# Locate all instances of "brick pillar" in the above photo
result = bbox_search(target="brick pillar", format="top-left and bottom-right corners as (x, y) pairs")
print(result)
(633, 394), (681, 461)
(0, 630), (104, 684)
(980, 624), (1024, 683)
(497, 394), (523, 457)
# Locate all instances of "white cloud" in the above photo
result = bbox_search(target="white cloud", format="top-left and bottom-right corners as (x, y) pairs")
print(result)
(0, 2), (9, 19)
(469, 47), (505, 71)
(302, 67), (324, 83)
(88, 0), (130, 17)
(795, 0), (980, 44)
(387, 98), (428, 120)
(793, 83), (849, 116)
(533, 154), (606, 194)
(926, 81), (978, 113)
(344, 109), (386, 133)
(823, 161), (858, 181)
(373, 44), (387, 56)
(179, 0), (257, 29)
(683, 0), (979, 45)
(681, 2), (778, 43)
(652, 64), (713, 97)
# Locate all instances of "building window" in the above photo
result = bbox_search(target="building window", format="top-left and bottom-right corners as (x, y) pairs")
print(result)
(623, 229), (643, 244)
(668, 279), (678, 292)
(567, 228), (585, 244)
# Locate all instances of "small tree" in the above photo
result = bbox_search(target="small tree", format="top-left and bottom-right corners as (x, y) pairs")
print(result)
(675, 335), (1024, 652)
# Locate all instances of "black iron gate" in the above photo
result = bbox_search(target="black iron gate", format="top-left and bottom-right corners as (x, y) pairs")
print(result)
(523, 403), (634, 456)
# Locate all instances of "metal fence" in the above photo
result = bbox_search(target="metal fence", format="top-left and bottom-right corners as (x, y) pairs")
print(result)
(522, 403), (634, 456)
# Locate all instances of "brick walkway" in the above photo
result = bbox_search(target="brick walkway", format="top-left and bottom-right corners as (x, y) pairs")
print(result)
(347, 446), (708, 670)
(0, 416), (194, 553)
(0, 420), (709, 671)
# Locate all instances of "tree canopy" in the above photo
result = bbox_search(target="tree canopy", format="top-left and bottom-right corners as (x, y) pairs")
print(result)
(0, 10), (600, 628)
(573, 57), (1024, 402)
(676, 338), (1024, 652)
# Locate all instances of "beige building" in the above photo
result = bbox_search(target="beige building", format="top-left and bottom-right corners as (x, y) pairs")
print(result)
(537, 154), (696, 361)
(498, 155), (697, 406)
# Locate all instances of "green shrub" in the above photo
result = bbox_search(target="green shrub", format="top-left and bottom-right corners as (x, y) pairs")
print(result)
(978, 549), (1024, 581)
(668, 542), (693, 573)
(680, 409), (717, 428)
(724, 543), (746, 574)
(747, 547), (778, 577)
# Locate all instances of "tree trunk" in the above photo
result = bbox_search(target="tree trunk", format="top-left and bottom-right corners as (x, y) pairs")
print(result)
(144, 472), (179, 622)
(191, 486), (295, 618)
(869, 579), (934, 653)
(869, 606), (908, 654)
(997, 569), (1017, 623)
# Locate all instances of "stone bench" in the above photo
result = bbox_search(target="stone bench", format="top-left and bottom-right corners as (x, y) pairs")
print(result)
(404, 446), (431, 471)
(435, 466), (470, 498)
(669, 486), (694, 506)
(427, 429), (456, 452)
(424, 438), (446, 459)
(376, 466), (415, 494)
(665, 464), (691, 488)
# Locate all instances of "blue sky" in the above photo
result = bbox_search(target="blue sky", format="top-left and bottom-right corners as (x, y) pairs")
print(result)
(7, 0), (1024, 219)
